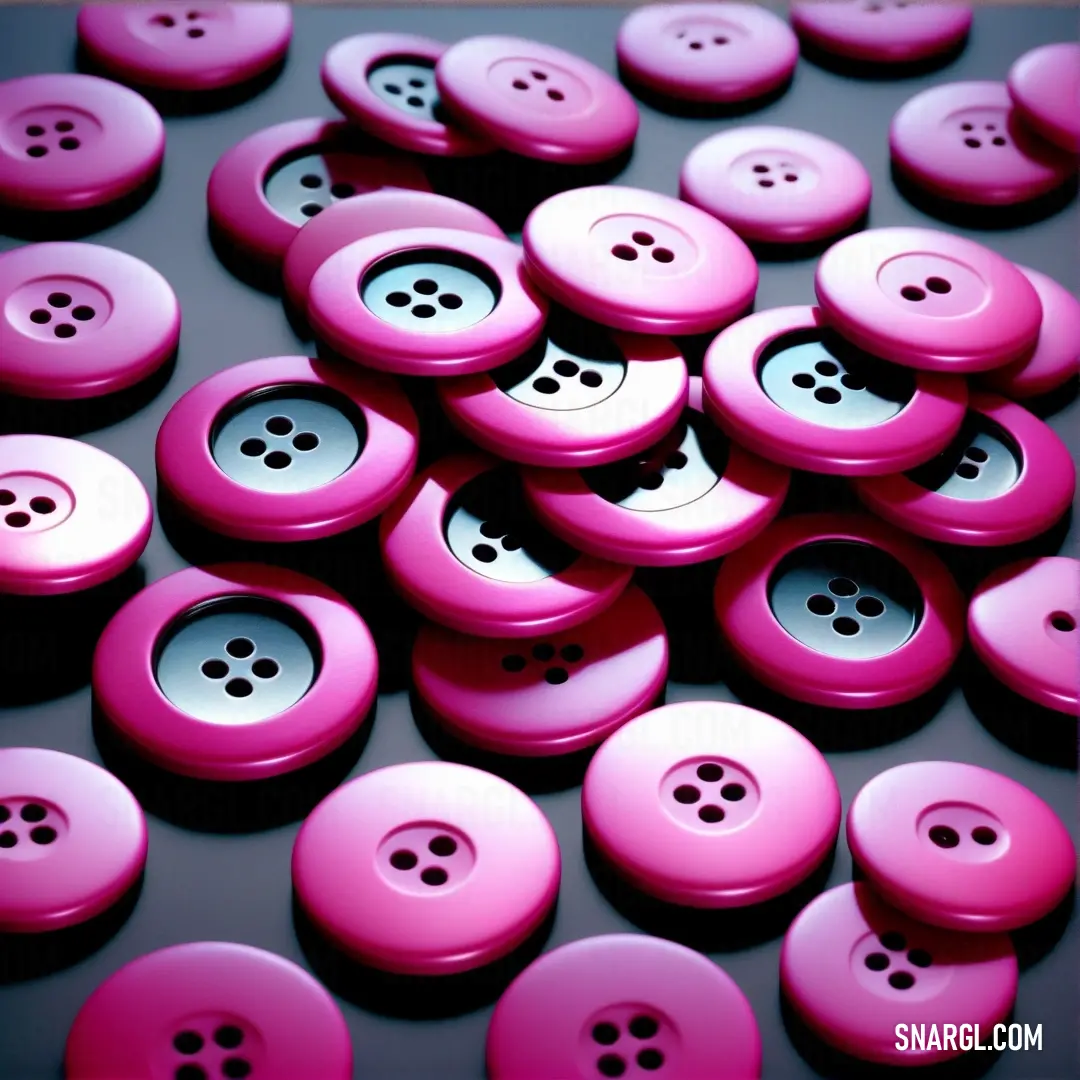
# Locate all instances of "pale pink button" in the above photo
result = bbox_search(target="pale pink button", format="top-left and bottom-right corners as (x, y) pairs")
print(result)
(968, 556), (1079, 715)
(890, 81), (1076, 206)
(523, 185), (758, 335)
(617, 3), (798, 103)
(582, 700), (840, 907)
(980, 265), (1080, 400)
(790, 1), (973, 64)
(681, 126), (871, 244)
(782, 883), (1017, 1066)
(847, 760), (1076, 932)
(1008, 42), (1080, 153)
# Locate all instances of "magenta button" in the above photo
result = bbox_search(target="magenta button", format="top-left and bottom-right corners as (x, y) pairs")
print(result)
(0, 73), (163, 212)
(617, 3), (798, 103)
(1008, 42), (1080, 153)
(815, 227), (1042, 373)
(0, 435), (151, 597)
(292, 761), (560, 976)
(435, 35), (639, 165)
(412, 585), (668, 757)
(524, 185), (758, 335)
(848, 761), (1076, 932)
(782, 883), (1017, 1066)
(0, 242), (180, 401)
(583, 700), (840, 907)
(322, 33), (494, 157)
(969, 557), (1079, 715)
(890, 81), (1076, 206)
(790, 1), (972, 64)
(77, 3), (292, 92)
(487, 934), (762, 1080)
(65, 942), (352, 1080)
(0, 747), (146, 934)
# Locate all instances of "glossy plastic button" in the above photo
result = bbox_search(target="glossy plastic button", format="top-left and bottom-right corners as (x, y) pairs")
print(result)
(0, 73), (163, 212)
(77, 3), (292, 92)
(781, 883), (1017, 1066)
(714, 513), (965, 709)
(0, 435), (151, 596)
(680, 126), (871, 244)
(1007, 43), (1080, 153)
(583, 701), (840, 907)
(847, 761), (1076, 932)
(435, 35), (639, 165)
(206, 117), (431, 268)
(322, 33), (493, 157)
(815, 227), (1042, 372)
(616, 3), (797, 103)
(702, 306), (967, 476)
(308, 227), (548, 376)
(523, 186), (758, 335)
(283, 189), (504, 316)
(380, 453), (632, 638)
(487, 934), (762, 1080)
(156, 355), (419, 542)
(412, 585), (668, 757)
(890, 81), (1076, 206)
(64, 942), (352, 1080)
(438, 314), (688, 467)
(968, 557), (1079, 715)
(92, 563), (378, 781)
(292, 761), (560, 976)
(524, 376), (789, 565)
(0, 748), (146, 934)
(981, 265), (1080, 400)
(0, 242), (180, 400)
(854, 392), (1074, 546)
(790, 1), (972, 64)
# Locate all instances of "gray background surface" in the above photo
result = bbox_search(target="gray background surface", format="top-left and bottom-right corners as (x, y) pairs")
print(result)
(0, 6), (1077, 1079)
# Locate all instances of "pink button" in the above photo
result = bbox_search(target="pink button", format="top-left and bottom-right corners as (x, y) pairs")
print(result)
(438, 320), (688, 467)
(0, 242), (180, 401)
(292, 761), (560, 976)
(1008, 43), (1080, 153)
(616, 3), (798, 103)
(583, 701), (840, 907)
(92, 563), (378, 781)
(412, 585), (668, 757)
(847, 761), (1076, 932)
(969, 557), (1079, 715)
(435, 35), (639, 165)
(308, 227), (548, 376)
(781, 883), (1017, 1066)
(77, 3), (292, 92)
(854, 392), (1074, 546)
(0, 435), (151, 596)
(0, 747), (146, 934)
(206, 117), (431, 268)
(702, 306), (967, 475)
(0, 74), (163, 212)
(714, 513), (965, 709)
(790, 1), (972, 64)
(487, 934), (762, 1080)
(322, 33), (494, 157)
(379, 453), (632, 638)
(156, 355), (419, 543)
(815, 227), (1042, 372)
(283, 189), (504, 316)
(890, 81), (1076, 206)
(523, 186), (758, 335)
(64, 942), (352, 1080)
(523, 377), (789, 565)
(680, 126), (871, 244)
